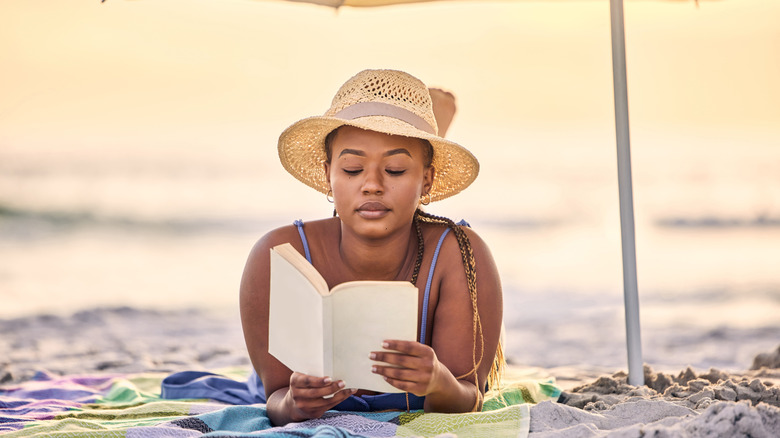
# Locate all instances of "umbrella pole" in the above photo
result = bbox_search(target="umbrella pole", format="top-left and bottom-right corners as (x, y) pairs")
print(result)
(609, 0), (644, 386)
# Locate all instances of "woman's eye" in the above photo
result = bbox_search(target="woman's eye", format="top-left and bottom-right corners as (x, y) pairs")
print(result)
(343, 169), (362, 175)
(386, 169), (406, 176)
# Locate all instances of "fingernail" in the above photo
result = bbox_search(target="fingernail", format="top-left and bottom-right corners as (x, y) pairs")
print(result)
(337, 381), (345, 388)
(382, 342), (389, 348)
(351, 388), (358, 394)
(369, 353), (376, 360)
(371, 366), (377, 373)
(323, 377), (332, 384)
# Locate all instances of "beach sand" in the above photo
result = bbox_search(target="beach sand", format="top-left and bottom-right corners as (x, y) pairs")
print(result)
(2, 307), (779, 437)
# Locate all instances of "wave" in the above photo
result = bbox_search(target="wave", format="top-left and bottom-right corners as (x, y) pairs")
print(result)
(0, 205), (274, 238)
(641, 286), (780, 304)
(482, 214), (780, 230)
(656, 215), (780, 228)
(473, 218), (561, 229)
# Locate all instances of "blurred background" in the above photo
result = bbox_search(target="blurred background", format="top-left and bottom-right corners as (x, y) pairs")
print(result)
(1, 0), (779, 371)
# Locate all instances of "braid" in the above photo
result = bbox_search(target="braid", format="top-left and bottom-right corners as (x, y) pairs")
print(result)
(411, 218), (424, 285)
(413, 209), (505, 406)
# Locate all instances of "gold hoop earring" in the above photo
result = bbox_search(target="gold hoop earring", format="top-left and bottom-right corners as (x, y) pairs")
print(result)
(326, 189), (334, 203)
(420, 192), (431, 206)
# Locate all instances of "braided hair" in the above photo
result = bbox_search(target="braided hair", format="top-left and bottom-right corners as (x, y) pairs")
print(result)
(411, 209), (505, 406)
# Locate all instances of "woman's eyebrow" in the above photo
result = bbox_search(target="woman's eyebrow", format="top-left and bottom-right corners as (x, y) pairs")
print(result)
(383, 148), (412, 158)
(338, 148), (366, 158)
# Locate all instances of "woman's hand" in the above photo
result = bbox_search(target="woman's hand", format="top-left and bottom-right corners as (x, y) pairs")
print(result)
(281, 372), (356, 422)
(369, 340), (447, 397)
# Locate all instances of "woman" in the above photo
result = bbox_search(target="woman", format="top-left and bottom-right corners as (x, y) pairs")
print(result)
(240, 69), (503, 426)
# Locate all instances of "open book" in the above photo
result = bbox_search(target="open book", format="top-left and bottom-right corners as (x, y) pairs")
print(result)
(268, 243), (418, 393)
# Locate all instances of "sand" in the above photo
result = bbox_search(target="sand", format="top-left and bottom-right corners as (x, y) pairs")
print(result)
(2, 307), (779, 437)
(537, 363), (780, 437)
(0, 307), (249, 383)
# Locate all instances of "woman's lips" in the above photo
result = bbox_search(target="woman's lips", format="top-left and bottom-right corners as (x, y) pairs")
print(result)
(357, 202), (390, 219)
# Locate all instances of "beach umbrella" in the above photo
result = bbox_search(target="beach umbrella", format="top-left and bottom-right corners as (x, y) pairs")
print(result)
(267, 0), (647, 386)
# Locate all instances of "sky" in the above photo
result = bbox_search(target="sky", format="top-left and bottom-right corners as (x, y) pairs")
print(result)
(2, 0), (778, 153)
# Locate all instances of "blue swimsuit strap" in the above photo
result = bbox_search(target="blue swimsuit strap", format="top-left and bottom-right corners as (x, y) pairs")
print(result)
(419, 228), (450, 345)
(293, 219), (312, 263)
(419, 219), (469, 344)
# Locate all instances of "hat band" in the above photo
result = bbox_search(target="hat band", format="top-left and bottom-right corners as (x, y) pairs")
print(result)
(333, 102), (436, 135)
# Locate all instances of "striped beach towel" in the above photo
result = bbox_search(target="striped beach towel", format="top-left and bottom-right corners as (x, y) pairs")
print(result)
(0, 369), (559, 437)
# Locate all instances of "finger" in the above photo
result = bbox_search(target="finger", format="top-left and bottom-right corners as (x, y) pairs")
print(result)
(323, 388), (358, 408)
(294, 380), (349, 399)
(290, 372), (336, 389)
(292, 388), (357, 419)
(372, 364), (429, 383)
(380, 340), (428, 356)
(380, 375), (424, 396)
(370, 351), (426, 369)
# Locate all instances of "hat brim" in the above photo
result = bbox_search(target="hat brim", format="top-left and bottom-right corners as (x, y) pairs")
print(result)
(278, 115), (479, 202)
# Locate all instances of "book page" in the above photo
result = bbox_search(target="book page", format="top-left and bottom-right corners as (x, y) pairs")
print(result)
(329, 281), (418, 393)
(268, 245), (326, 377)
(270, 243), (328, 294)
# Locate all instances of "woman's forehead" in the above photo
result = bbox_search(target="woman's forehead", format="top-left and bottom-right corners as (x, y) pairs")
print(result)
(331, 126), (426, 157)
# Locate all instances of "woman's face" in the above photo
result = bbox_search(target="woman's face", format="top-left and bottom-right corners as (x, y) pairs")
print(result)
(324, 126), (434, 240)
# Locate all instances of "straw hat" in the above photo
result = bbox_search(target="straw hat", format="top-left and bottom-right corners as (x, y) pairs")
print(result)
(277, 69), (479, 202)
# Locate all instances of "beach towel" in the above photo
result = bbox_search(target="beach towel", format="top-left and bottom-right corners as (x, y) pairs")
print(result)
(0, 369), (559, 437)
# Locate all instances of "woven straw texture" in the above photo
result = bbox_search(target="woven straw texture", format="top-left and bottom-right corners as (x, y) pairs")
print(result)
(278, 69), (479, 202)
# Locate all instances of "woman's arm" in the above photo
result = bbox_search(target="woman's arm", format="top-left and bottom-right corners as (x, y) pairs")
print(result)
(239, 228), (354, 425)
(371, 227), (503, 412)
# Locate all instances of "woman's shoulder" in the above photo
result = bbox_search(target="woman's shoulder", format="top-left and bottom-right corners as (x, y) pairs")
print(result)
(419, 217), (488, 249)
(248, 217), (339, 260)
(422, 218), (501, 301)
(419, 218), (494, 271)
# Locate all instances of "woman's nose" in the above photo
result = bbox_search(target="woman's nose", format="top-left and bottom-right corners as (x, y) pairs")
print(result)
(361, 168), (384, 194)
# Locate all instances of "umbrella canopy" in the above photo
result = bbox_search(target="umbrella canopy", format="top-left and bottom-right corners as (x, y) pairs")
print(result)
(283, 0), (447, 6)
(275, 0), (700, 7)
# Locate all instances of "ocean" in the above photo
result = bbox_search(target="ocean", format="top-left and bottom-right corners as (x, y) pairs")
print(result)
(1, 126), (779, 373)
